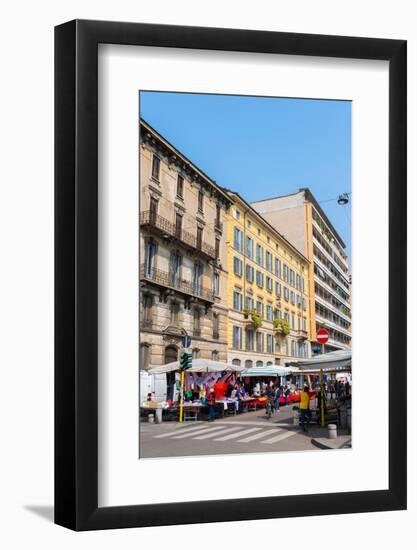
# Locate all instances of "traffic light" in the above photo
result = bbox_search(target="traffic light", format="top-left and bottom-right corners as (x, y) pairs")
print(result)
(180, 351), (192, 371)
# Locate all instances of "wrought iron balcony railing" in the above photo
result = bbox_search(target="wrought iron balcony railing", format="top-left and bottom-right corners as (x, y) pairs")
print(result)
(140, 264), (215, 303)
(140, 210), (216, 259)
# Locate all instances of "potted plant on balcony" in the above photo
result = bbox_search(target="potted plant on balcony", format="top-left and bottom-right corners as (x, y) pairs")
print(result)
(273, 318), (290, 336)
(250, 311), (263, 331)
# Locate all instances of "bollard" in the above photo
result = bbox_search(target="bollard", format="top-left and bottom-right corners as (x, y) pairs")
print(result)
(293, 410), (300, 426)
(155, 408), (163, 424)
(148, 414), (155, 424)
(328, 423), (337, 439)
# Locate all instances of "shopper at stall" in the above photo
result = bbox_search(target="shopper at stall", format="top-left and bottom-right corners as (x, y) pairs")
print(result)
(299, 385), (312, 432)
(207, 387), (217, 422)
(274, 386), (282, 411)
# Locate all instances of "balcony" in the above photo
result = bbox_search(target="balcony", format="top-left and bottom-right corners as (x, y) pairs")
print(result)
(295, 329), (308, 340)
(140, 264), (215, 303)
(315, 312), (351, 338)
(140, 210), (216, 259)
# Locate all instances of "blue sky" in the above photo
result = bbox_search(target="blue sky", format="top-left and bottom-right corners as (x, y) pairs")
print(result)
(140, 92), (351, 258)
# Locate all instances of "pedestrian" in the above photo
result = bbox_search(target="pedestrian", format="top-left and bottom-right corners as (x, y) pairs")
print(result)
(285, 386), (290, 406)
(274, 386), (282, 411)
(207, 387), (217, 422)
(299, 385), (312, 432)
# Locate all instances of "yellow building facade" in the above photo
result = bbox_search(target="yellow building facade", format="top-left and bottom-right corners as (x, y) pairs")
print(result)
(225, 192), (311, 368)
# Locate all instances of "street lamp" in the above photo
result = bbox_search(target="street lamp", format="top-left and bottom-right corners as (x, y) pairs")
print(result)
(337, 193), (350, 205)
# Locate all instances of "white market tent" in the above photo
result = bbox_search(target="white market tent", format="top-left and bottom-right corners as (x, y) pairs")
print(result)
(148, 358), (247, 374)
(241, 365), (296, 377)
(286, 349), (351, 373)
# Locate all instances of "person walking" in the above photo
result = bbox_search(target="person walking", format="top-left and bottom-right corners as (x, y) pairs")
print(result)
(274, 386), (282, 411)
(299, 385), (312, 432)
(207, 387), (217, 422)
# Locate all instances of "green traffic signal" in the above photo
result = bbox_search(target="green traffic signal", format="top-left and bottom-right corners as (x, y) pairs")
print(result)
(180, 351), (192, 371)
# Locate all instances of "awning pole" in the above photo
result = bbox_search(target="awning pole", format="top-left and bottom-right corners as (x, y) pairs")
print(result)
(320, 368), (325, 428)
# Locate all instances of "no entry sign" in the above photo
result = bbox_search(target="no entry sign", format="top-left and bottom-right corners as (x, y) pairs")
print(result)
(316, 328), (329, 344)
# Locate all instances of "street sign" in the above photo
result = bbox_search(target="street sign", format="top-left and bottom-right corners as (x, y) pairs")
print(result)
(183, 335), (192, 348)
(316, 328), (329, 344)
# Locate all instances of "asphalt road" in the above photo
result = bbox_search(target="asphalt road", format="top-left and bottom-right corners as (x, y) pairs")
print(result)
(139, 405), (319, 458)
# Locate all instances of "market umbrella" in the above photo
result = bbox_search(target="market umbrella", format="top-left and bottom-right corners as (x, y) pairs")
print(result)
(241, 365), (296, 377)
(148, 358), (246, 374)
(286, 349), (351, 373)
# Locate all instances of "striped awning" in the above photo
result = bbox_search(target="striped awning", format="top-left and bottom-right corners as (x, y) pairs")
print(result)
(241, 365), (295, 377)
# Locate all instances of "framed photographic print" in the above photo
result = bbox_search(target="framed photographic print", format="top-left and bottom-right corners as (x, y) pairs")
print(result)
(55, 20), (407, 530)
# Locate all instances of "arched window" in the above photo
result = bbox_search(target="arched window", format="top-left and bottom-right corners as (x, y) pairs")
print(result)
(245, 360), (253, 368)
(232, 358), (241, 366)
(192, 348), (200, 359)
(266, 361), (273, 366)
(164, 345), (178, 365)
(211, 350), (219, 361)
(256, 360), (263, 367)
(140, 343), (151, 370)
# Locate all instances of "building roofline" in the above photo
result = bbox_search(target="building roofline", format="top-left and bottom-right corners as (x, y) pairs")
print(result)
(252, 187), (346, 249)
(140, 119), (232, 205)
(224, 188), (310, 264)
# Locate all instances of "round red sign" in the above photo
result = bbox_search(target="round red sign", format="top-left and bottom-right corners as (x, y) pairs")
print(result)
(316, 328), (329, 344)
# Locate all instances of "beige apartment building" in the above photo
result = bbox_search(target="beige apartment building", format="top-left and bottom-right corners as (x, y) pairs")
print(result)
(139, 120), (232, 374)
(225, 191), (311, 369)
(252, 189), (351, 354)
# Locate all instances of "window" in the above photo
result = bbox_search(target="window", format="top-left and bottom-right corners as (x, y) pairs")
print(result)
(290, 290), (295, 305)
(169, 252), (181, 286)
(140, 343), (151, 370)
(275, 282), (282, 297)
(215, 237), (220, 259)
(215, 204), (221, 228)
(245, 296), (254, 311)
(193, 348), (200, 359)
(142, 294), (153, 322)
(233, 290), (243, 311)
(256, 331), (264, 353)
(232, 358), (242, 366)
(247, 219), (251, 228)
(302, 297), (307, 311)
(283, 287), (289, 302)
(291, 340), (296, 357)
(284, 311), (290, 323)
(302, 277), (305, 293)
(303, 317), (307, 331)
(235, 209), (241, 220)
(256, 244), (264, 266)
(274, 354), (280, 363)
(193, 263), (203, 294)
(198, 190), (204, 212)
(246, 264), (254, 283)
(256, 300), (264, 318)
(234, 227), (243, 252)
(266, 276), (273, 293)
(297, 315), (301, 330)
(151, 154), (160, 180)
(267, 334), (273, 353)
(266, 251), (273, 271)
(275, 258), (282, 278)
(213, 272), (220, 296)
(283, 264), (289, 283)
(234, 257), (243, 277)
(196, 226), (203, 250)
(246, 236), (254, 259)
(291, 313), (295, 329)
(296, 293), (301, 307)
(149, 196), (158, 222)
(274, 308), (282, 320)
(256, 270), (264, 288)
(266, 305), (273, 321)
(145, 240), (156, 276)
(193, 308), (201, 334)
(170, 302), (180, 325)
(175, 212), (183, 238)
(233, 326), (242, 349)
(245, 328), (255, 351)
(212, 350), (219, 360)
(296, 274), (301, 290)
(290, 269), (295, 287)
(285, 337), (289, 356)
(213, 313), (220, 339)
(176, 174), (184, 198)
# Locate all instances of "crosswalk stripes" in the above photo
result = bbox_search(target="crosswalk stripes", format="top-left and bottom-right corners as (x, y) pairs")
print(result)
(261, 431), (297, 444)
(171, 425), (225, 440)
(213, 427), (261, 441)
(153, 424), (207, 439)
(152, 423), (300, 445)
(237, 428), (281, 443)
(193, 426), (242, 440)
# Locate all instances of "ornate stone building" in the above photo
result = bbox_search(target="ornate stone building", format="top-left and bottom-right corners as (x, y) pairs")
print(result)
(139, 120), (232, 374)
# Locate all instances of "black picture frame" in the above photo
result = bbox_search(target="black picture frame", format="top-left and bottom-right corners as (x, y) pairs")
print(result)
(55, 19), (407, 531)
